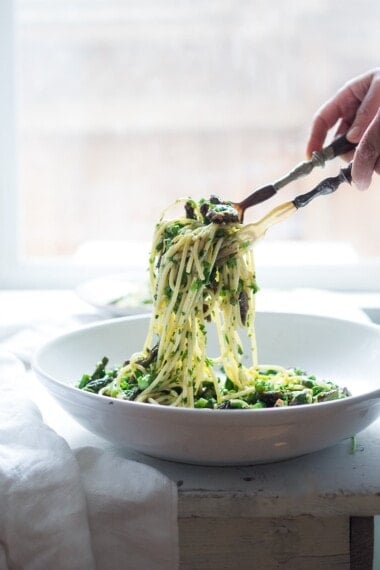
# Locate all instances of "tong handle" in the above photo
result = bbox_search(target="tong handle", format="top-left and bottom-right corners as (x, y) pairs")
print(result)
(323, 135), (357, 159)
(235, 134), (357, 221)
(293, 164), (352, 209)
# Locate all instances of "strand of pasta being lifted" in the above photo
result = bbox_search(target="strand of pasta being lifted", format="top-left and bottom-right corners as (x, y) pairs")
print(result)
(78, 196), (350, 408)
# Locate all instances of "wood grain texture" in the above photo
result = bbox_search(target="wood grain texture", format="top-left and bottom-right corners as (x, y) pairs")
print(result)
(179, 515), (350, 569)
(350, 516), (374, 570)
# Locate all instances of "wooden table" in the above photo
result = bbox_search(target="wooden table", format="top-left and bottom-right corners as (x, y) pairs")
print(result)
(2, 289), (380, 569)
(122, 421), (380, 570)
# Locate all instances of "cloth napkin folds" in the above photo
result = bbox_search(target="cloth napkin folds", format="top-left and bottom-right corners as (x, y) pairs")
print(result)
(0, 353), (179, 570)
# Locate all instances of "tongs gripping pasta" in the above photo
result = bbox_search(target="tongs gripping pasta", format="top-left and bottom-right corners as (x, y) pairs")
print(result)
(233, 135), (356, 221)
(243, 164), (352, 241)
(217, 164), (352, 263)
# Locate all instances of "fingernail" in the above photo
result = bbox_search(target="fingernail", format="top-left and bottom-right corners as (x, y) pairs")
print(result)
(355, 179), (369, 191)
(347, 126), (361, 141)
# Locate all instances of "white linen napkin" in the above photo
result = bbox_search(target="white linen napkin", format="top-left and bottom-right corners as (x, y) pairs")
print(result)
(0, 352), (179, 570)
(75, 447), (179, 570)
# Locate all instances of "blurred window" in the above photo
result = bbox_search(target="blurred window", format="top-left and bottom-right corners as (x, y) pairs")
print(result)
(1, 0), (380, 288)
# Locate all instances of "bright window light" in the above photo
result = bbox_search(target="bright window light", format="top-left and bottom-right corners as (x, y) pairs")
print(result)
(0, 1), (379, 289)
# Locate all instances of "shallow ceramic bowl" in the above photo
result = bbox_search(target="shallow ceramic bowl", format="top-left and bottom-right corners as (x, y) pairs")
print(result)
(33, 313), (380, 465)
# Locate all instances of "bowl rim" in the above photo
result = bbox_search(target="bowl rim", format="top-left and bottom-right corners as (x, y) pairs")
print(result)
(32, 311), (380, 417)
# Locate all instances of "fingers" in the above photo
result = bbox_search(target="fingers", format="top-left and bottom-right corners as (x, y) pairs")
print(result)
(335, 118), (352, 137)
(335, 119), (355, 162)
(351, 109), (380, 190)
(306, 69), (380, 189)
(306, 69), (380, 158)
(347, 74), (380, 143)
(306, 114), (332, 159)
(306, 88), (359, 158)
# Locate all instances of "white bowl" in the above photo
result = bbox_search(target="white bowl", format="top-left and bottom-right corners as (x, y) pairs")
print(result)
(33, 312), (380, 465)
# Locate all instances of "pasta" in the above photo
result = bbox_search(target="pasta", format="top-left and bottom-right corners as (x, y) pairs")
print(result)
(78, 196), (350, 408)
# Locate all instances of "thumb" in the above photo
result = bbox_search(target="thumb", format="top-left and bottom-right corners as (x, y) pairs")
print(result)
(351, 109), (380, 190)
(347, 76), (380, 143)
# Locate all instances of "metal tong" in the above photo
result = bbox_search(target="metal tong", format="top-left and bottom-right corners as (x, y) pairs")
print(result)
(217, 136), (356, 262)
(235, 163), (353, 247)
(231, 134), (356, 222)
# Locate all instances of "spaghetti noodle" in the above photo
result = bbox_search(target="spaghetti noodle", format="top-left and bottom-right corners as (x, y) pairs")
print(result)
(78, 196), (350, 408)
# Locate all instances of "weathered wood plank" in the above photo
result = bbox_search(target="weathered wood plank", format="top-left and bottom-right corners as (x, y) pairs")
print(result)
(350, 516), (374, 570)
(179, 515), (350, 569)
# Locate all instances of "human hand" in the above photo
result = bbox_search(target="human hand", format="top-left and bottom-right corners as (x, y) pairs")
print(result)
(306, 68), (380, 190)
